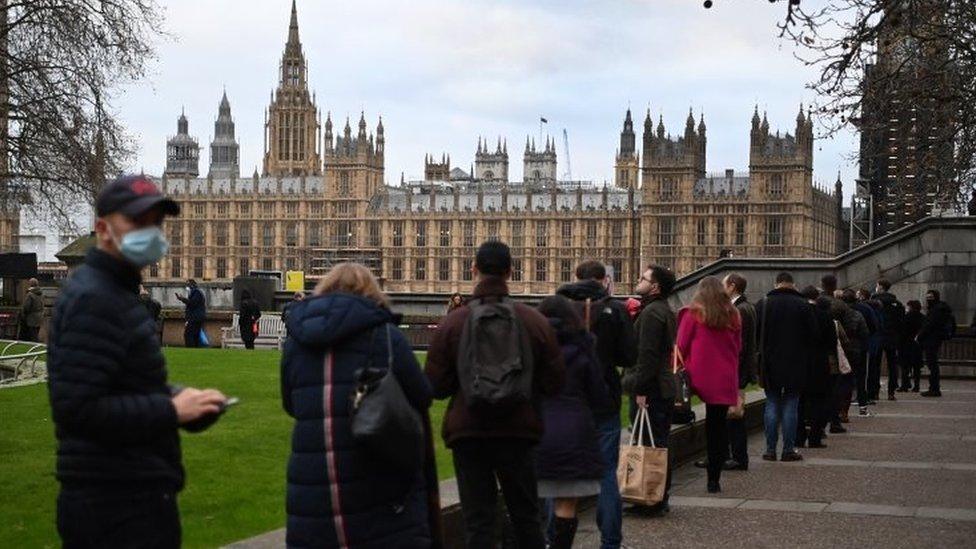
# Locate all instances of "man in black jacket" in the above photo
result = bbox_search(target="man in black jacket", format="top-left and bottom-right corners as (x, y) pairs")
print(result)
(872, 278), (905, 399)
(756, 272), (819, 462)
(918, 289), (955, 397)
(176, 279), (206, 347)
(622, 264), (676, 517)
(725, 273), (757, 467)
(556, 260), (636, 547)
(47, 175), (228, 548)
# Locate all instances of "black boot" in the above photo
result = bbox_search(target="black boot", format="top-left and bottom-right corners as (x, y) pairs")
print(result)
(549, 517), (578, 549)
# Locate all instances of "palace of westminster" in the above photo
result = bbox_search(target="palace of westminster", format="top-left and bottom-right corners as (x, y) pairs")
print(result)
(154, 1), (844, 294)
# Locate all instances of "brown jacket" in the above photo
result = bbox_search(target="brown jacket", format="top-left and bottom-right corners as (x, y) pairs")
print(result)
(425, 276), (565, 447)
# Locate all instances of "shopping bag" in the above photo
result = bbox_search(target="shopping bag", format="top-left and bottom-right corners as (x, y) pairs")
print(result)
(728, 390), (746, 419)
(617, 405), (669, 506)
(199, 328), (211, 347)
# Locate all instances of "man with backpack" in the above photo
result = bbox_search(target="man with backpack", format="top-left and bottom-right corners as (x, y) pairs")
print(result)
(426, 241), (565, 549)
(918, 289), (955, 397)
(556, 260), (636, 549)
(872, 278), (905, 399)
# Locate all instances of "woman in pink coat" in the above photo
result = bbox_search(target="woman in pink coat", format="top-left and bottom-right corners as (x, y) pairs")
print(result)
(676, 276), (742, 493)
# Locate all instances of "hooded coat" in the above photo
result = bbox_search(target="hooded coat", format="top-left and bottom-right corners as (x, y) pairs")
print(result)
(281, 293), (434, 549)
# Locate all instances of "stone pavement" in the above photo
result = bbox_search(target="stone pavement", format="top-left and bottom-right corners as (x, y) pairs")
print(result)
(574, 379), (976, 548)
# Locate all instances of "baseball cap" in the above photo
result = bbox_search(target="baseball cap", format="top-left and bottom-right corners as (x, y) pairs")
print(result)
(95, 175), (180, 218)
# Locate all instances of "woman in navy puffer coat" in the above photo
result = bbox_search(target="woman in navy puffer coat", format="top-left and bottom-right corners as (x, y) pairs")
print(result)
(281, 263), (435, 548)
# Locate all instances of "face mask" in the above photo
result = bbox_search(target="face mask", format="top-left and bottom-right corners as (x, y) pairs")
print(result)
(109, 225), (169, 267)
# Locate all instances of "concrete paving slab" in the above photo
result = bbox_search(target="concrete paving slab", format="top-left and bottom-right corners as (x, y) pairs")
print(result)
(738, 499), (828, 513)
(916, 506), (976, 522)
(669, 495), (744, 509)
(805, 435), (976, 462)
(849, 416), (976, 436)
(826, 501), (917, 517)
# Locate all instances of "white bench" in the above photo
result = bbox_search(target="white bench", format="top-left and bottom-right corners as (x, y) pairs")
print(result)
(221, 313), (286, 350)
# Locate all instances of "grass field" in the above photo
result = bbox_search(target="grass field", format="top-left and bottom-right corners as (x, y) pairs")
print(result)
(0, 347), (448, 548)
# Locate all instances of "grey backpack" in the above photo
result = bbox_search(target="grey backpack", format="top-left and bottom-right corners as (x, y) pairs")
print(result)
(457, 297), (534, 415)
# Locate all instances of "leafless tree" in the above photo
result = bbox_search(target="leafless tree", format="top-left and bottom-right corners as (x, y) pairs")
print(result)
(1, 0), (165, 231)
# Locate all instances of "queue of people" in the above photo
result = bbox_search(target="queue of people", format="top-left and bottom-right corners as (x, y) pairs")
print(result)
(45, 175), (963, 549)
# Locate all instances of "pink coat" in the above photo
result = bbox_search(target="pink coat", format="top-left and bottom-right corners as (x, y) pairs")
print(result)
(676, 307), (741, 406)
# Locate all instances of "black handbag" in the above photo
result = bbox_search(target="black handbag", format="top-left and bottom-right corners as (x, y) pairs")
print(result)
(350, 324), (424, 472)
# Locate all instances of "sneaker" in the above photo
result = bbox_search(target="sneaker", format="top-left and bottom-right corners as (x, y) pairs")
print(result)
(859, 407), (872, 417)
(921, 390), (942, 397)
(762, 452), (777, 462)
(723, 459), (748, 471)
(694, 459), (708, 469)
(781, 451), (804, 462)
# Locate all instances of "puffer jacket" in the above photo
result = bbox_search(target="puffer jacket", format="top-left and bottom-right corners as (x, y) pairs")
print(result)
(281, 292), (434, 549)
(46, 248), (182, 493)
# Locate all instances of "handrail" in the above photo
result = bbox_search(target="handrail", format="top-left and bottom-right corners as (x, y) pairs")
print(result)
(0, 339), (48, 386)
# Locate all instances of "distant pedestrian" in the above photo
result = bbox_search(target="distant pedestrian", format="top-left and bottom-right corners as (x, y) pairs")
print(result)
(756, 272), (819, 462)
(900, 300), (925, 392)
(621, 265), (677, 516)
(176, 279), (206, 347)
(838, 289), (871, 418)
(238, 290), (262, 350)
(555, 259), (636, 549)
(425, 241), (564, 549)
(535, 295), (611, 549)
(282, 291), (304, 336)
(918, 290), (955, 397)
(48, 175), (228, 548)
(446, 292), (464, 315)
(796, 286), (835, 449)
(872, 278), (905, 399)
(676, 276), (741, 493)
(280, 262), (438, 548)
(857, 287), (884, 401)
(18, 278), (44, 342)
(139, 285), (163, 342)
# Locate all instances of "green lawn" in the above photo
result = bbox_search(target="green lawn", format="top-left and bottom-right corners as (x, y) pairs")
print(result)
(0, 348), (447, 549)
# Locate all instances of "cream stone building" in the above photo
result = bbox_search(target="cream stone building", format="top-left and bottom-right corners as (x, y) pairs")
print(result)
(151, 1), (843, 294)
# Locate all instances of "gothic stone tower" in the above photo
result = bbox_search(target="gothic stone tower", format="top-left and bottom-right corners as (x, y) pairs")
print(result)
(523, 136), (557, 187)
(322, 112), (384, 247)
(164, 110), (200, 178)
(615, 108), (639, 190)
(424, 153), (451, 181)
(474, 137), (508, 182)
(209, 91), (240, 179)
(262, 0), (321, 177)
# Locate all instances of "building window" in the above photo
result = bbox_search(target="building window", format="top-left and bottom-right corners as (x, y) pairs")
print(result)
(658, 218), (675, 246)
(238, 223), (251, 246)
(438, 258), (450, 281)
(339, 172), (351, 195)
(193, 203), (205, 216)
(170, 257), (181, 278)
(286, 256), (298, 271)
(414, 258), (426, 280)
(335, 221), (353, 246)
(610, 259), (623, 283)
(216, 258), (227, 279)
(766, 217), (784, 246)
(262, 258), (273, 271)
(285, 223), (298, 247)
(193, 223), (205, 246)
(391, 258), (404, 280)
(511, 221), (524, 248)
(462, 261), (473, 281)
(368, 221), (381, 246)
(286, 202), (298, 216)
(308, 222), (321, 247)
(392, 221), (404, 247)
(716, 218), (726, 245)
(415, 221), (427, 247)
(534, 259), (547, 282)
(560, 259), (572, 282)
(262, 225), (274, 247)
(238, 203), (251, 216)
(487, 221), (500, 242)
(561, 221), (572, 247)
(535, 221), (548, 248)
(193, 257), (204, 278)
(440, 221), (452, 247)
(697, 219), (707, 246)
(511, 259), (523, 281)
(216, 203), (228, 216)
(215, 223), (228, 247)
(611, 220), (624, 248)
(239, 258), (249, 277)
(149, 264), (159, 278)
(735, 219), (746, 246)
(585, 221), (597, 247)
(261, 202), (274, 216)
(768, 174), (785, 197)
(462, 221), (475, 247)
(661, 178), (677, 201)
(169, 223), (182, 246)
(310, 202), (323, 216)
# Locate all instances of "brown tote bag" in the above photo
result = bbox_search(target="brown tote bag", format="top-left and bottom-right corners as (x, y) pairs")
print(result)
(617, 405), (669, 505)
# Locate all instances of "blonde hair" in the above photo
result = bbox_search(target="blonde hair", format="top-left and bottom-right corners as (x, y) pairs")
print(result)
(690, 275), (740, 330)
(313, 262), (390, 308)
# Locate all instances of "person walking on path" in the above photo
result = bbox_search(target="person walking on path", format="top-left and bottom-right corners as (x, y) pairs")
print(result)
(47, 175), (228, 548)
(139, 285), (163, 343)
(918, 289), (955, 397)
(872, 278), (905, 399)
(555, 259), (636, 549)
(621, 265), (677, 516)
(426, 241), (564, 549)
(901, 300), (926, 392)
(18, 277), (44, 342)
(280, 262), (439, 548)
(796, 287), (836, 448)
(176, 279), (206, 347)
(535, 295), (611, 549)
(756, 272), (819, 462)
(238, 290), (262, 350)
(676, 276), (741, 493)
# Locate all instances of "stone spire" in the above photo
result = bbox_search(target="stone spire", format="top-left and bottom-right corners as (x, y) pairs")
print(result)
(209, 91), (239, 178)
(287, 0), (300, 49)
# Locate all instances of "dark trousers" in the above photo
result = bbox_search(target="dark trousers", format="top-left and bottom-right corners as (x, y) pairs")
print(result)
(705, 405), (729, 484)
(452, 438), (545, 549)
(880, 341), (900, 395)
(924, 343), (942, 392)
(867, 346), (881, 399)
(57, 489), (180, 549)
(900, 342), (923, 389)
(851, 352), (869, 407)
(797, 393), (828, 444)
(184, 320), (203, 348)
(240, 322), (256, 350)
(18, 324), (40, 342)
(726, 415), (748, 465)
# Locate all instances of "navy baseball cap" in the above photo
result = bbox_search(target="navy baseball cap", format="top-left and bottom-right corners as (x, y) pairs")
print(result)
(95, 175), (180, 218)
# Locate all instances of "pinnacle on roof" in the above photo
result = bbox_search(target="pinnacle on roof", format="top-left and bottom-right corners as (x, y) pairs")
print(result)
(797, 103), (806, 124)
(625, 108), (632, 123)
(287, 0), (300, 46)
(752, 105), (761, 127)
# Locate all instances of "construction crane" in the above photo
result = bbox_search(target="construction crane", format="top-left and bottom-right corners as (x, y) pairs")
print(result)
(562, 128), (573, 182)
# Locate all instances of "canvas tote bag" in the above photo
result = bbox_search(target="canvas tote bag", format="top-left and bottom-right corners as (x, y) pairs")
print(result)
(617, 404), (669, 505)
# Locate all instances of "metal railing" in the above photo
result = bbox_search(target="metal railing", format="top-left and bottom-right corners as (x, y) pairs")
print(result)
(0, 340), (47, 386)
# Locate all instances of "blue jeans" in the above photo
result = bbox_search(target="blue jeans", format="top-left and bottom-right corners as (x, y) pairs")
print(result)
(764, 388), (800, 454)
(595, 414), (622, 549)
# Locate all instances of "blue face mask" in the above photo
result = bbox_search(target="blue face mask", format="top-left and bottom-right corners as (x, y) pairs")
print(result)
(112, 226), (170, 267)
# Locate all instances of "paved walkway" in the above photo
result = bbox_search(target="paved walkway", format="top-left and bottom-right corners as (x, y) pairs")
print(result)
(575, 379), (976, 548)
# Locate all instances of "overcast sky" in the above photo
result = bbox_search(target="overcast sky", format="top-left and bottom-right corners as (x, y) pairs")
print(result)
(115, 0), (858, 197)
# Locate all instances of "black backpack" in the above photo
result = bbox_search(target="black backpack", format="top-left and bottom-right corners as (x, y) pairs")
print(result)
(457, 297), (534, 415)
